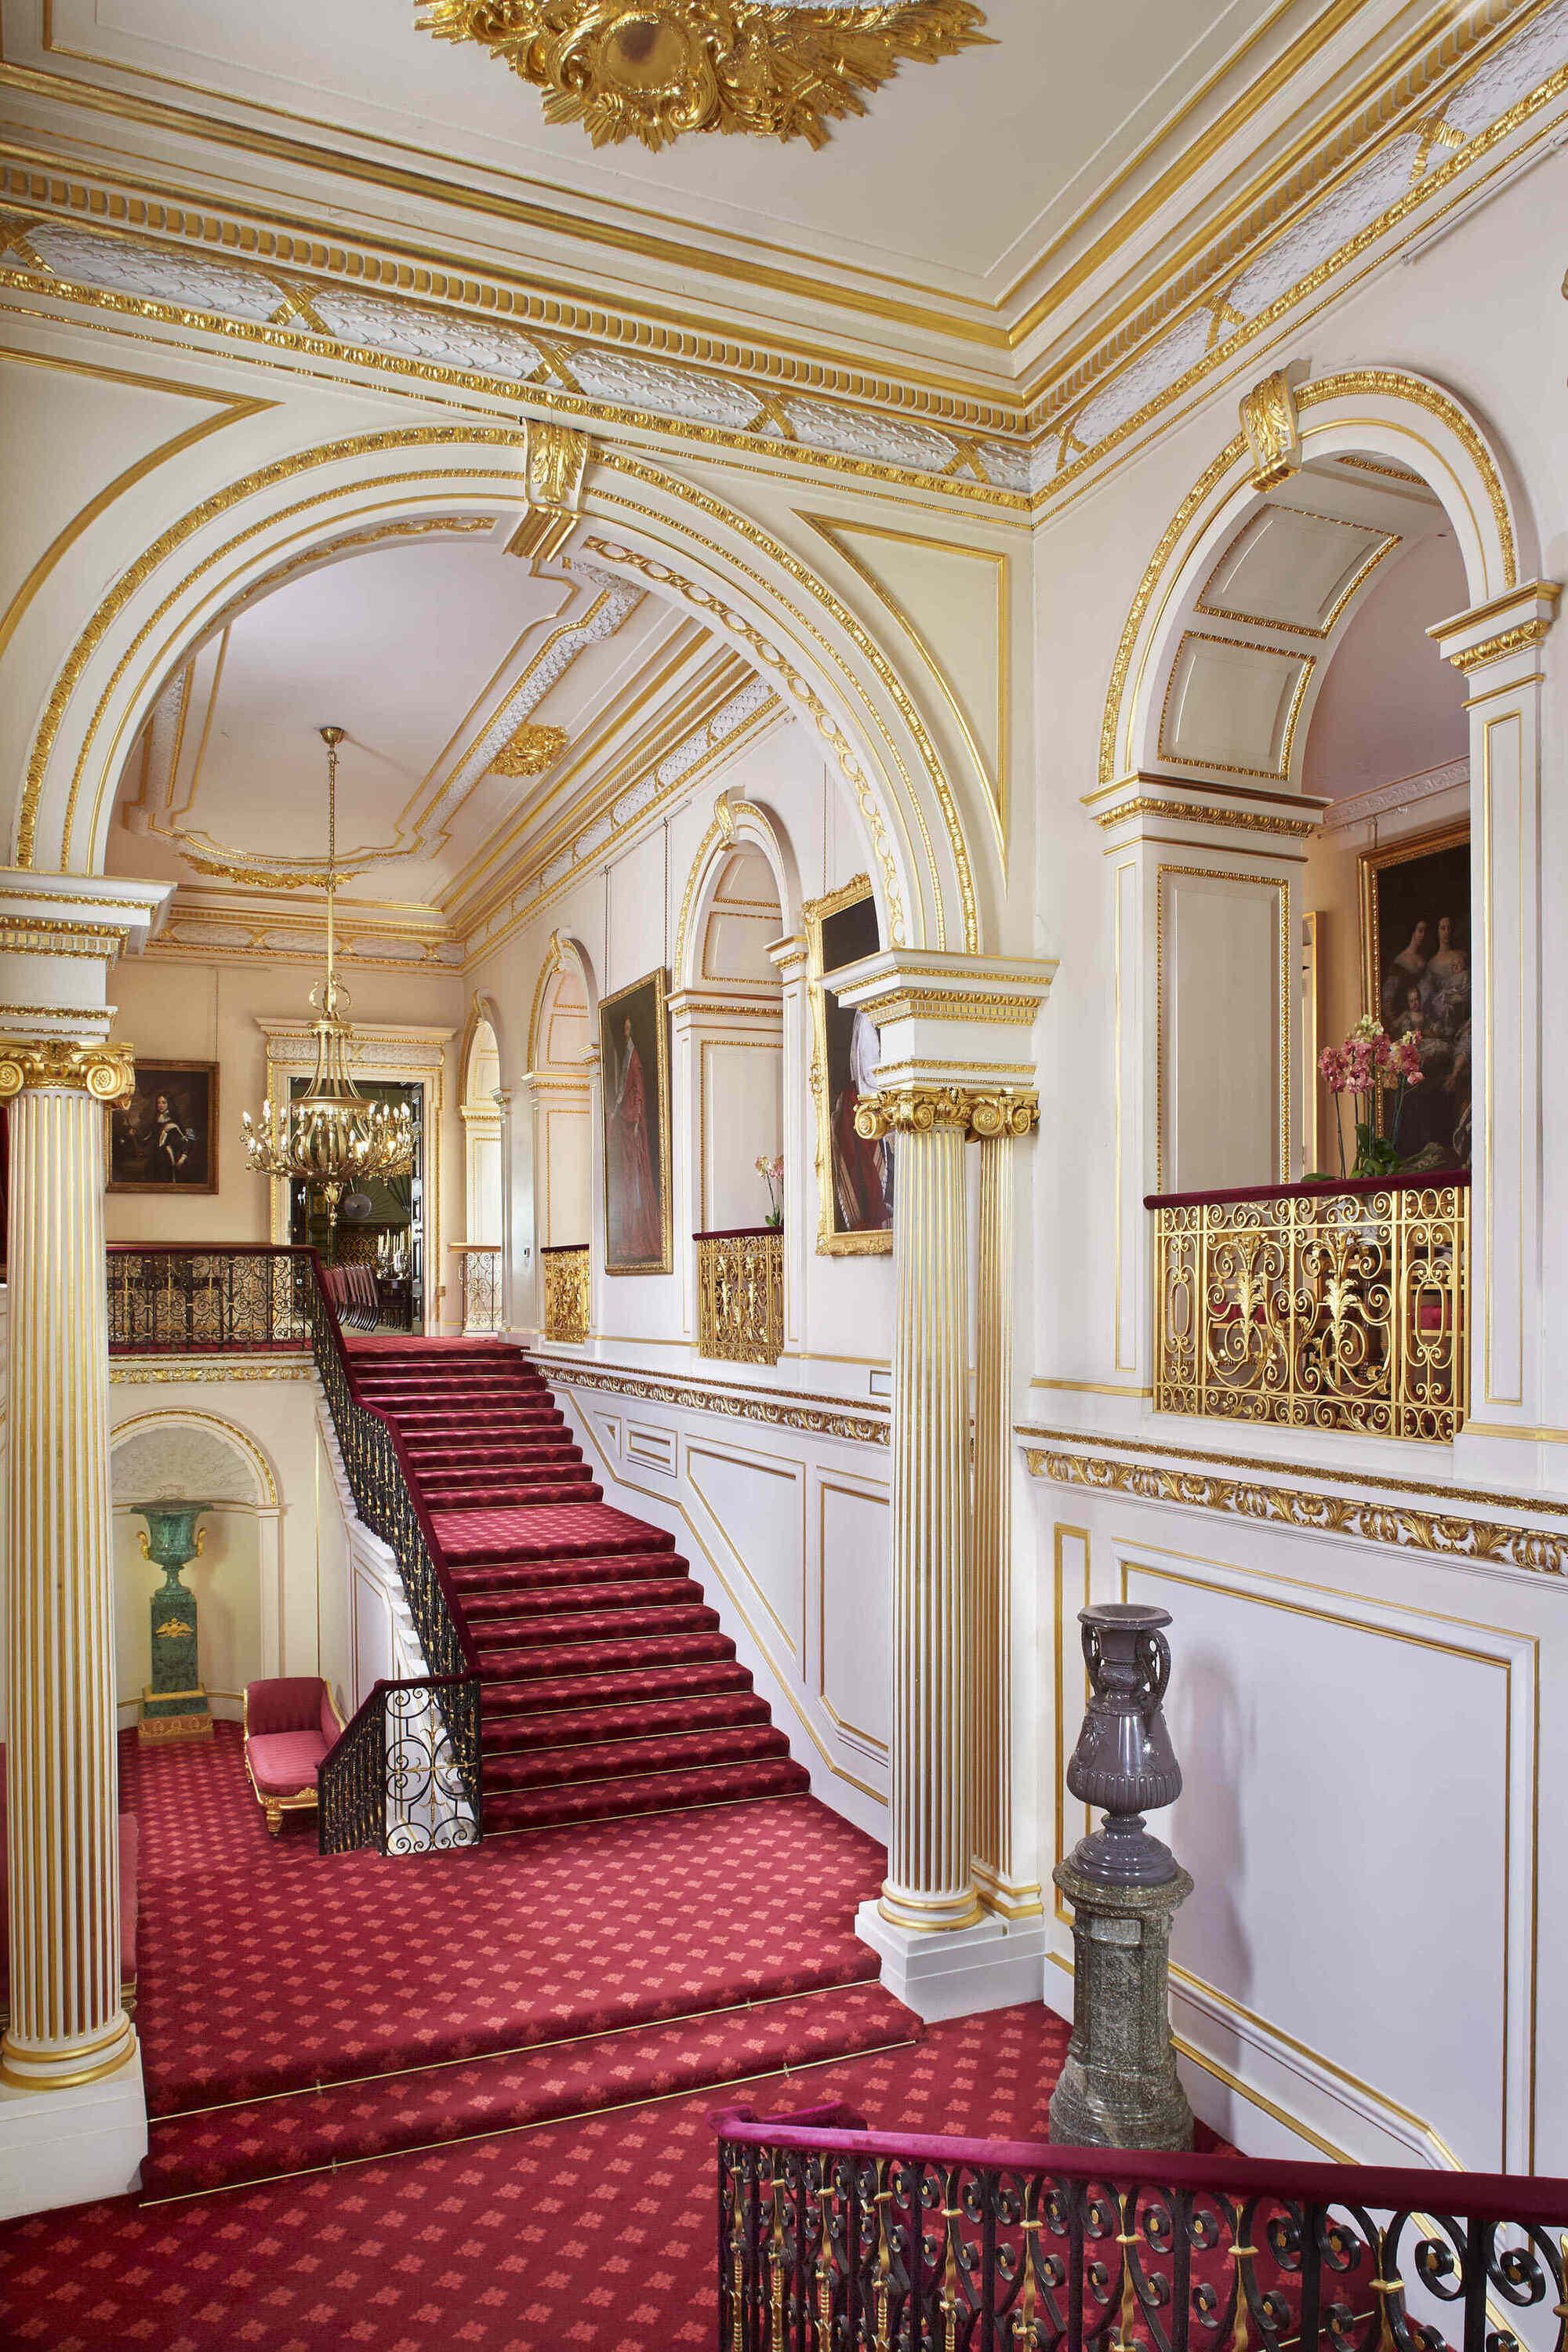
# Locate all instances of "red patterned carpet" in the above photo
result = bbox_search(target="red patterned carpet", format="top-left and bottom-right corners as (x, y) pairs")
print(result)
(349, 1341), (811, 1831)
(0, 2004), (1080, 2350)
(127, 1726), (905, 2165)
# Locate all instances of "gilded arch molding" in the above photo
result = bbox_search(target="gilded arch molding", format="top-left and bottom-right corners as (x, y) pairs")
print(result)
(15, 424), (978, 959)
(1098, 367), (1528, 790)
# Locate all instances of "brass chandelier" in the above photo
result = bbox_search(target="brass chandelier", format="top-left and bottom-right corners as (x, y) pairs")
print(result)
(241, 727), (415, 1254)
(417, 1), (990, 154)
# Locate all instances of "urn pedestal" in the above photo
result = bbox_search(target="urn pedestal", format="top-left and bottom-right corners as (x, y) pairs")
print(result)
(1049, 1601), (1193, 2151)
(136, 1504), (212, 1745)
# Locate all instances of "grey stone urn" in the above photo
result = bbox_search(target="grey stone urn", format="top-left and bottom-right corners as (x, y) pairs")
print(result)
(1049, 1601), (1193, 2151)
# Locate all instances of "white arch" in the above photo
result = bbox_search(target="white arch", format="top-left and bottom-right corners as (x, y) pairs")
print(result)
(675, 790), (802, 993)
(109, 1407), (287, 1679)
(11, 425), (980, 955)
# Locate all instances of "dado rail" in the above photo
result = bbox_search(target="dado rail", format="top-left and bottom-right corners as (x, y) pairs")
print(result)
(713, 2102), (1567, 2352)
(1146, 1174), (1470, 1442)
(106, 1244), (481, 1855)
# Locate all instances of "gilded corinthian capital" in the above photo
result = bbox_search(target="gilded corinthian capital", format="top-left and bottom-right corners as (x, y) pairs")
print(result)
(0, 1038), (136, 1100)
(855, 1085), (1039, 1142)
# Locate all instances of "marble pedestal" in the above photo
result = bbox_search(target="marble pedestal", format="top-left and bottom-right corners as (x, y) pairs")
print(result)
(1049, 1857), (1194, 2151)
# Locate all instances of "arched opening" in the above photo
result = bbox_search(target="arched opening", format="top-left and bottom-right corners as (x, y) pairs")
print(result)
(695, 847), (785, 1235)
(459, 1007), (503, 1334)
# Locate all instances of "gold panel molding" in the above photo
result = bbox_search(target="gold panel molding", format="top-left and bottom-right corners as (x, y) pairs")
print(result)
(417, 1), (989, 153)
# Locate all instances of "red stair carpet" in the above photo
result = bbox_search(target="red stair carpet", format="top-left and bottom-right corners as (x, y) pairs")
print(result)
(347, 1339), (811, 1832)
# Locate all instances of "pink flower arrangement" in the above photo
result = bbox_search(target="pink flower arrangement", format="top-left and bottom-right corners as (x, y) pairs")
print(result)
(1318, 1015), (1423, 1177)
(755, 1152), (785, 1228)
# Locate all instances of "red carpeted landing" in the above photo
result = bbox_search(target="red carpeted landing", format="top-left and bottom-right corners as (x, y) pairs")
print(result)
(347, 1338), (811, 1831)
(0, 2004), (1086, 2351)
(129, 1726), (912, 2205)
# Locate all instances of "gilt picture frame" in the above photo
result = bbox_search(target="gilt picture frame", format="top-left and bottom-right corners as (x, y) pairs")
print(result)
(599, 967), (673, 1275)
(1358, 820), (1472, 1167)
(107, 1060), (220, 1194)
(805, 873), (892, 1257)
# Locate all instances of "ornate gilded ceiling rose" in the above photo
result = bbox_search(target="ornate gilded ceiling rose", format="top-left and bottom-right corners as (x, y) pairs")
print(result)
(418, 0), (990, 152)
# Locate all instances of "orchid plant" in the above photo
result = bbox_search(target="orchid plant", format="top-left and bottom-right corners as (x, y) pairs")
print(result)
(756, 1152), (785, 1229)
(1318, 1014), (1424, 1178)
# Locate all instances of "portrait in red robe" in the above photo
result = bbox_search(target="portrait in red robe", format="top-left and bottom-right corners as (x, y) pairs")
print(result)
(608, 1014), (662, 1264)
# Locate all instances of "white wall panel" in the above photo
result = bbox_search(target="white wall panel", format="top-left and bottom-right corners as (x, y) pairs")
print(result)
(688, 1440), (804, 1659)
(818, 1479), (892, 1759)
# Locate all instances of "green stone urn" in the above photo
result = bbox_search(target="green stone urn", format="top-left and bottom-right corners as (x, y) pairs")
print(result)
(136, 1502), (213, 1745)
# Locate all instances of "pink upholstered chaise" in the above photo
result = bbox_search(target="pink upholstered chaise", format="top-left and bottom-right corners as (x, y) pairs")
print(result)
(243, 1678), (345, 1836)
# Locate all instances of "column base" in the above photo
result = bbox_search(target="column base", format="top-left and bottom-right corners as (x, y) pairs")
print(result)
(856, 1899), (1046, 2023)
(0, 2040), (147, 2219)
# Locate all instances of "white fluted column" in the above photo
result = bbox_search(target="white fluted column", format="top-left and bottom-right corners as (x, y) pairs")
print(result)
(877, 1102), (978, 1933)
(1, 1040), (136, 2093)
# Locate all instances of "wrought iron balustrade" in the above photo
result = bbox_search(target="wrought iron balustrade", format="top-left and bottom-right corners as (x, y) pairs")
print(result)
(452, 1243), (503, 1335)
(713, 2101), (1568, 2352)
(696, 1226), (784, 1367)
(1147, 1174), (1469, 1441)
(542, 1242), (590, 1343)
(107, 1244), (307, 1352)
(107, 1244), (482, 1853)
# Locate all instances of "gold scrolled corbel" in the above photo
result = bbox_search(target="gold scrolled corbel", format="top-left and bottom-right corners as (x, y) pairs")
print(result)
(1239, 369), (1301, 492)
(0, 1038), (136, 1102)
(509, 420), (593, 566)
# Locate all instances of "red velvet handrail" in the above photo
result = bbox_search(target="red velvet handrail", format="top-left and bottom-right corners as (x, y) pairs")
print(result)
(539, 1240), (590, 1255)
(708, 2099), (1566, 2225)
(694, 1225), (781, 1242)
(1145, 1167), (1472, 1211)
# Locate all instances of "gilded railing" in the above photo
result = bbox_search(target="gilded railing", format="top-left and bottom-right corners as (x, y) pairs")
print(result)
(697, 1227), (784, 1367)
(451, 1243), (503, 1334)
(107, 1245), (482, 1853)
(713, 2101), (1568, 2352)
(1149, 1173), (1470, 1441)
(542, 1242), (590, 1343)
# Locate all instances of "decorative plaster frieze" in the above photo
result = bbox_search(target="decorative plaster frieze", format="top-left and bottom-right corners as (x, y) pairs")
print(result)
(110, 1356), (315, 1384)
(0, 201), (1027, 499)
(1032, 0), (1568, 499)
(531, 1352), (890, 1446)
(1022, 1427), (1568, 1579)
(1323, 760), (1471, 831)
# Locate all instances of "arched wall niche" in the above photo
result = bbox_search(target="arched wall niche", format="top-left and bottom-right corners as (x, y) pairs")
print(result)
(459, 993), (505, 1261)
(675, 792), (799, 993)
(12, 424), (983, 960)
(1093, 361), (1555, 1431)
(523, 931), (596, 1298)
(109, 1410), (282, 1724)
(1100, 368), (1530, 796)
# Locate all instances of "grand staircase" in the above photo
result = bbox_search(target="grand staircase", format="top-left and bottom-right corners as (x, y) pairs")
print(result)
(350, 1341), (811, 1834)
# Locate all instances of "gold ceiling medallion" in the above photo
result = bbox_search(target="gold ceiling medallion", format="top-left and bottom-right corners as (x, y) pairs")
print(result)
(490, 720), (569, 775)
(417, 0), (990, 153)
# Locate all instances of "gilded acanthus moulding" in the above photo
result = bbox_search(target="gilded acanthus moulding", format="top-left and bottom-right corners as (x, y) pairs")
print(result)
(417, 0), (990, 154)
(1446, 617), (1555, 672)
(530, 1353), (890, 1446)
(0, 1040), (135, 1099)
(1027, 1443), (1568, 1581)
(490, 721), (568, 777)
(855, 1084), (1040, 1140)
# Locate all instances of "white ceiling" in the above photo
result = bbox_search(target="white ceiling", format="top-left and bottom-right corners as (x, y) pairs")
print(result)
(112, 528), (703, 913)
(33, 0), (1277, 296)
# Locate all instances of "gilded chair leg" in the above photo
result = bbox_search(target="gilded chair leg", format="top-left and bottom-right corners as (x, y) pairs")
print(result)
(266, 1804), (282, 1836)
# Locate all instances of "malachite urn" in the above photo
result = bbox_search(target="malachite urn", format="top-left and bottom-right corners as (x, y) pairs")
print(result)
(136, 1501), (213, 1744)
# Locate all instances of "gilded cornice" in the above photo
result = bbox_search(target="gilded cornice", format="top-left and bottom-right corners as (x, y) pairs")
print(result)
(1, 0), (1565, 510)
